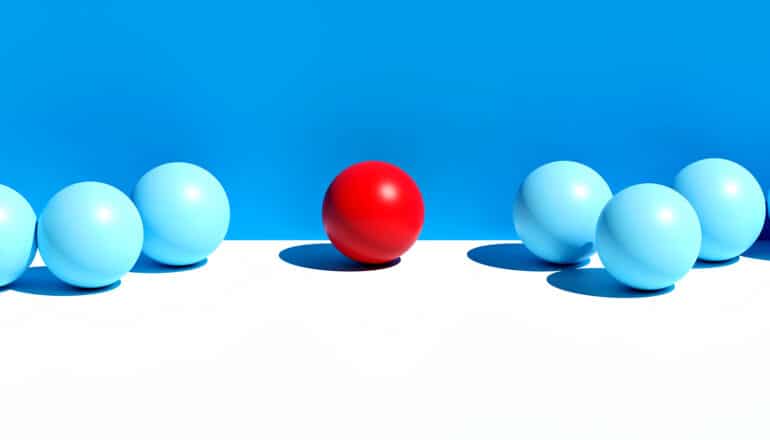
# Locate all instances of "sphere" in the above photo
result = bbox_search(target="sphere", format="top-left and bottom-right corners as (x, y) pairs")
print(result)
(596, 183), (701, 291)
(514, 161), (612, 264)
(322, 161), (424, 264)
(0, 185), (37, 286)
(38, 182), (144, 288)
(133, 162), (230, 266)
(674, 158), (765, 261)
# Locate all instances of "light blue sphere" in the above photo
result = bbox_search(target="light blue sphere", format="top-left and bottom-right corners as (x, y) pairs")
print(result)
(514, 161), (612, 264)
(596, 183), (701, 291)
(674, 158), (765, 262)
(132, 162), (230, 266)
(0, 185), (37, 287)
(38, 182), (144, 288)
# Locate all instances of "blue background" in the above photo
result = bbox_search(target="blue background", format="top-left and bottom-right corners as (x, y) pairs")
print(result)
(2, 1), (769, 239)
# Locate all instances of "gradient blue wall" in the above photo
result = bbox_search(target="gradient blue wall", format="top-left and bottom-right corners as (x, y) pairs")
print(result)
(2, 1), (769, 239)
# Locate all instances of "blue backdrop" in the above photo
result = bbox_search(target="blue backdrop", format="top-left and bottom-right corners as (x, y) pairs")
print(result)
(2, 1), (769, 239)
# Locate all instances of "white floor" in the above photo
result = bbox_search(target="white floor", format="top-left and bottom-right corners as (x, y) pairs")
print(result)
(1, 240), (769, 439)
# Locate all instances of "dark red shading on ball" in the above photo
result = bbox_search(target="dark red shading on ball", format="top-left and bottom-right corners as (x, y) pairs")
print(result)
(322, 161), (424, 264)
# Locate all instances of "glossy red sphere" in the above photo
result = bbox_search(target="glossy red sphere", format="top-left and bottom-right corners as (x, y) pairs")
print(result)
(322, 161), (424, 264)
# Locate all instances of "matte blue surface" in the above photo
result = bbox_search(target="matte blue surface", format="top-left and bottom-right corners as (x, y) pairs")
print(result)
(38, 182), (144, 288)
(674, 159), (765, 261)
(514, 161), (611, 263)
(596, 184), (701, 291)
(2, 2), (770, 239)
(0, 186), (37, 286)
(133, 162), (230, 266)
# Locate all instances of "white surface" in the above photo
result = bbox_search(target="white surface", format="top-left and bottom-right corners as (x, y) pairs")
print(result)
(1, 240), (769, 439)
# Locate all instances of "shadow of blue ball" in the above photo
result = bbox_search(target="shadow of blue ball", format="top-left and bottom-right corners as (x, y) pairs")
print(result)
(11, 267), (119, 296)
(131, 254), (208, 274)
(547, 268), (673, 298)
(467, 243), (588, 272)
(743, 240), (770, 261)
(693, 257), (739, 269)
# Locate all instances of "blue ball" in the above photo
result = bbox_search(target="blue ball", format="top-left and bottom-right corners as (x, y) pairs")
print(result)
(132, 162), (230, 266)
(514, 161), (612, 264)
(0, 185), (37, 286)
(38, 182), (144, 288)
(596, 183), (701, 291)
(674, 158), (765, 262)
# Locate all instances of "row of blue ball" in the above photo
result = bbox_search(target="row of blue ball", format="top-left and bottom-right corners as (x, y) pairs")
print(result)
(0, 162), (230, 289)
(514, 158), (766, 290)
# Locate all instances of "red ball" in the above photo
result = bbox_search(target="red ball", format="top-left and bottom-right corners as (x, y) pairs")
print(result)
(322, 161), (425, 264)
